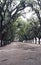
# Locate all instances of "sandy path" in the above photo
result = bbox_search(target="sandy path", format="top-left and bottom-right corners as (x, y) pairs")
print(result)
(0, 42), (41, 65)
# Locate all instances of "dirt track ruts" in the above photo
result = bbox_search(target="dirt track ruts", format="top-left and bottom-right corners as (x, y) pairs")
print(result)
(0, 42), (41, 65)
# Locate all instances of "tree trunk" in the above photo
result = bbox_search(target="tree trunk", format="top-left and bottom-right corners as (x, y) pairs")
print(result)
(39, 38), (40, 44)
(35, 37), (37, 44)
(0, 39), (2, 46)
(33, 37), (37, 44)
(0, 14), (3, 46)
(0, 32), (3, 46)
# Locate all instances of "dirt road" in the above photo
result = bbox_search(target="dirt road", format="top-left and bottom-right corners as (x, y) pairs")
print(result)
(0, 42), (41, 65)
